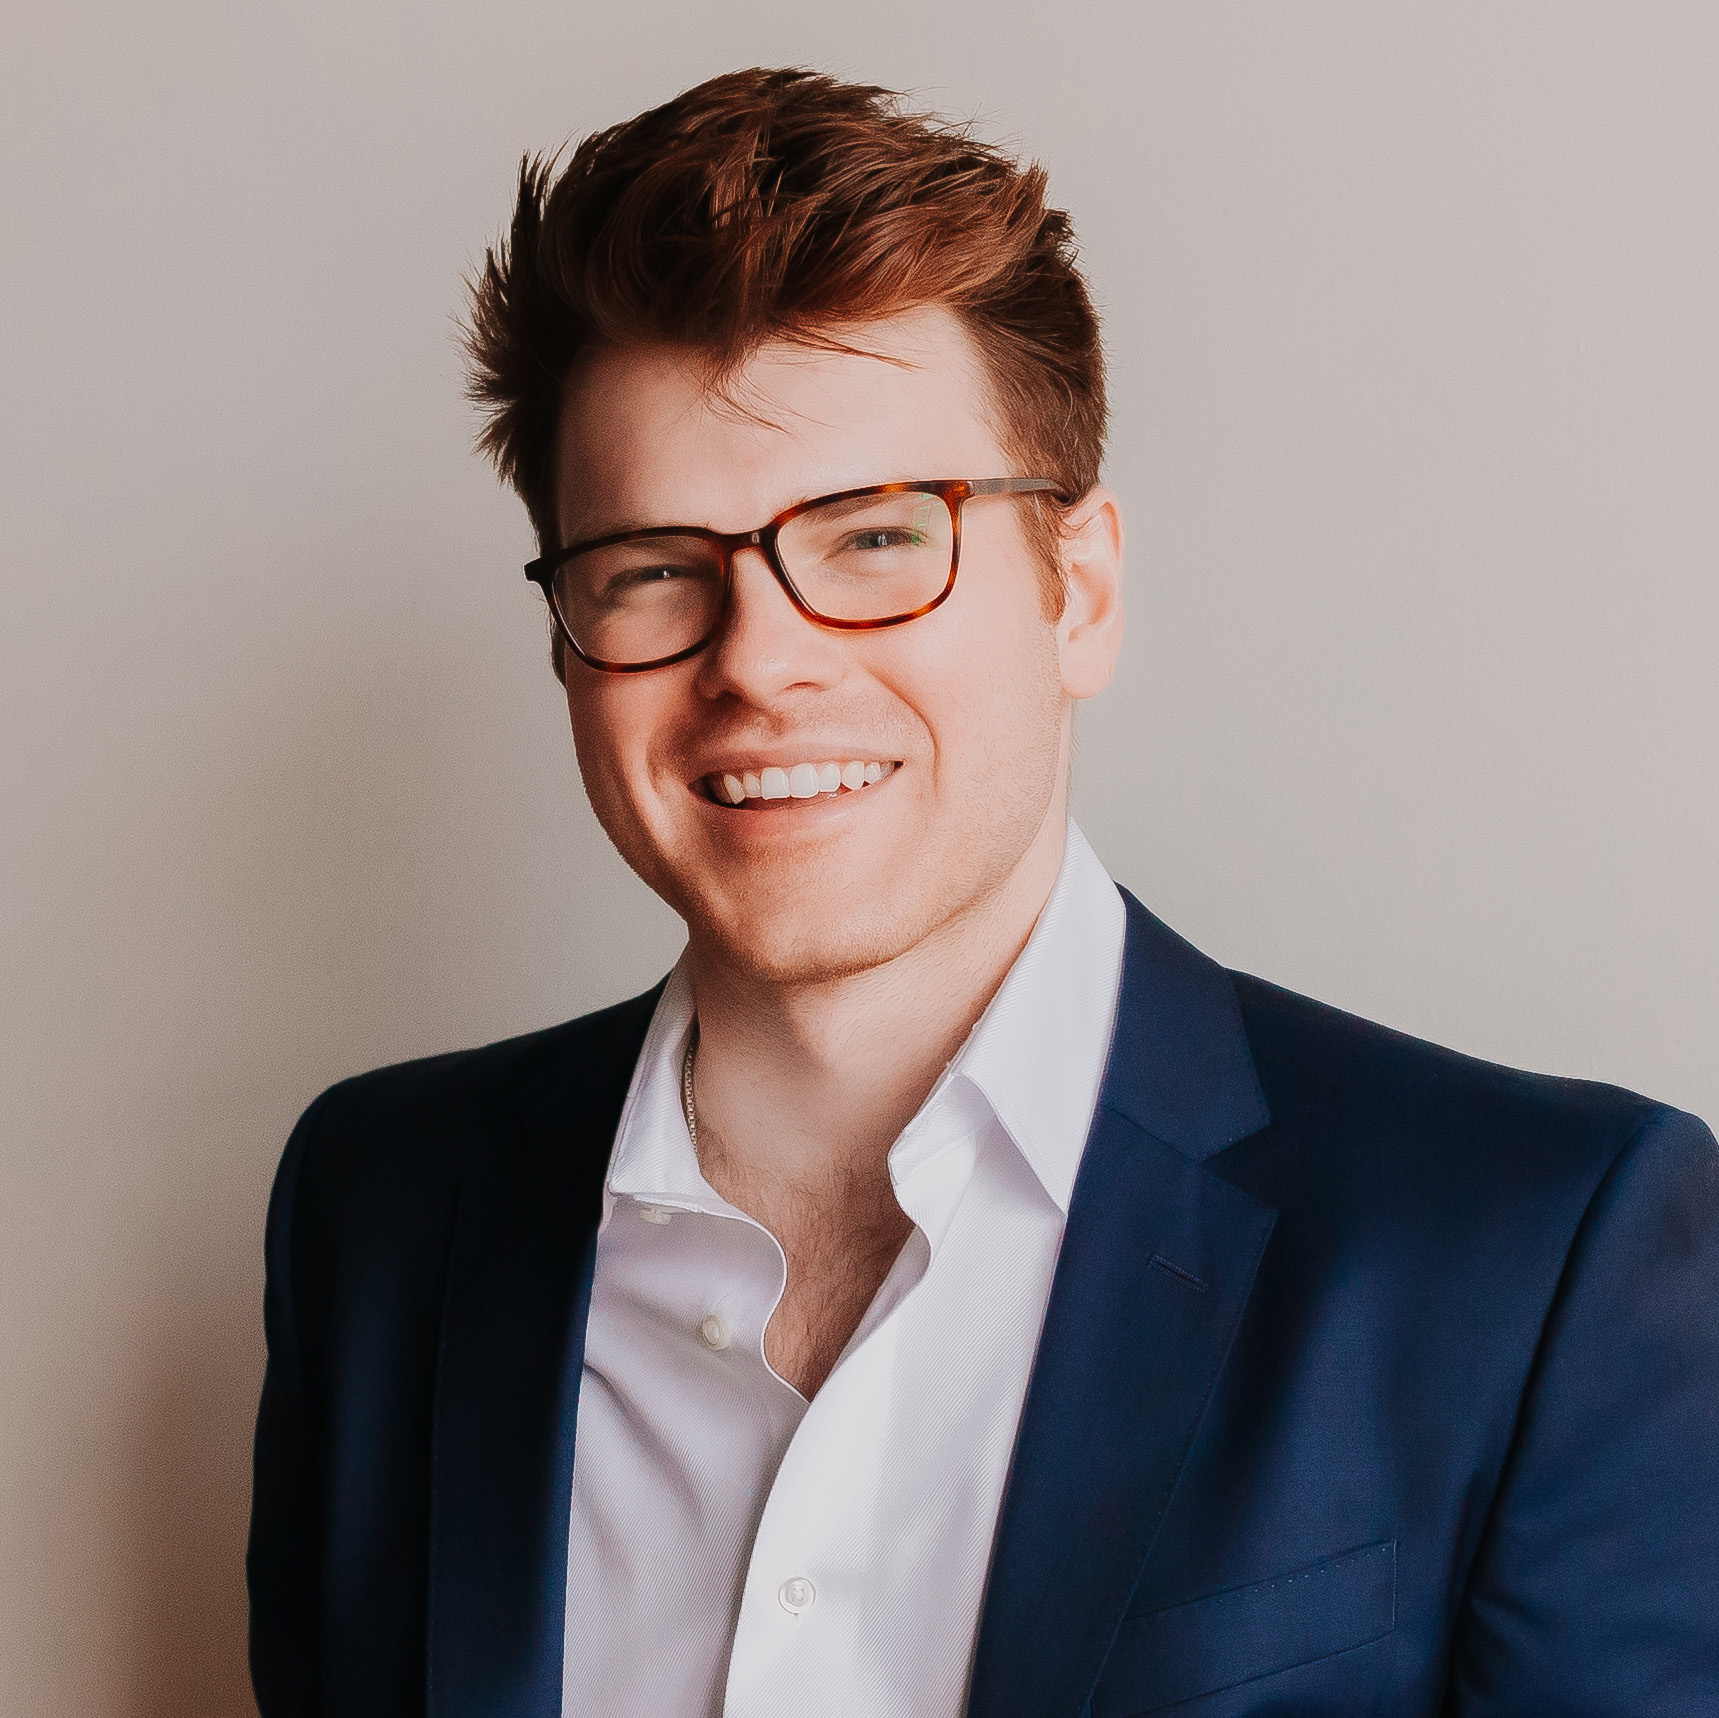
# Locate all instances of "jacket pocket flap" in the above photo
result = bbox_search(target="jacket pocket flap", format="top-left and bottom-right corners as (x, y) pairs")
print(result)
(1090, 1540), (1397, 1715)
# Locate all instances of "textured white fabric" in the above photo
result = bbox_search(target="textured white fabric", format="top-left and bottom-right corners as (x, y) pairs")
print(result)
(561, 823), (1127, 1718)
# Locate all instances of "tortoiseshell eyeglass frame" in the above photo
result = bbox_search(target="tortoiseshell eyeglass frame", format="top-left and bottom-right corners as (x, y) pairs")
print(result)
(523, 476), (1060, 674)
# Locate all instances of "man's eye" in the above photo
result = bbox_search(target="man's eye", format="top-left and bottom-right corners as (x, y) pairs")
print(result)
(843, 528), (922, 551)
(608, 563), (696, 593)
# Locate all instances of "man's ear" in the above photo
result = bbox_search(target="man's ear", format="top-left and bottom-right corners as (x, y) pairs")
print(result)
(1055, 485), (1125, 700)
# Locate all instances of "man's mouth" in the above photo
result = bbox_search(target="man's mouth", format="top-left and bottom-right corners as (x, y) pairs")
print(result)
(698, 759), (899, 808)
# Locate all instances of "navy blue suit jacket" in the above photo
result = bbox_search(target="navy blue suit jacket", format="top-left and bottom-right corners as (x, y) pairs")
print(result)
(249, 892), (1719, 1715)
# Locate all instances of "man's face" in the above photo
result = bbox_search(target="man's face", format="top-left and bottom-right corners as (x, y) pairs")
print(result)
(555, 306), (1118, 984)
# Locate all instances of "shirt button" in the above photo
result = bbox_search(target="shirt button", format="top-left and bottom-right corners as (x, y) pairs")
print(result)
(778, 1576), (816, 1614)
(699, 1314), (730, 1350)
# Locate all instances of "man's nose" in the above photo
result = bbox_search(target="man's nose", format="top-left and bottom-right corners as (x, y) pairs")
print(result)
(694, 543), (846, 702)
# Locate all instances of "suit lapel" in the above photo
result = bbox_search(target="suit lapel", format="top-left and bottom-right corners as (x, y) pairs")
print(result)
(425, 990), (659, 1718)
(967, 893), (1277, 1718)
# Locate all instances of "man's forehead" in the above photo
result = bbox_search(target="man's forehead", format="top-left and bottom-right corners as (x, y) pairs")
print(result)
(555, 309), (1002, 540)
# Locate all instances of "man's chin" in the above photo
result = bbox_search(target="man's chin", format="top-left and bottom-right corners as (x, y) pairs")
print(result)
(699, 915), (917, 988)
(682, 886), (935, 989)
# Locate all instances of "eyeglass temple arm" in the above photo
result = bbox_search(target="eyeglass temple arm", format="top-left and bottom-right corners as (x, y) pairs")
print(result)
(967, 477), (1060, 497)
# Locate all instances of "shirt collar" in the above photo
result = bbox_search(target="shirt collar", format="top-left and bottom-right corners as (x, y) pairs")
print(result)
(603, 961), (707, 1208)
(928, 821), (1125, 1214)
(605, 821), (1125, 1219)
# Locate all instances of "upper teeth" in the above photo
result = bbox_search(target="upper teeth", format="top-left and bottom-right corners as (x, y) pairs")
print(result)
(716, 760), (894, 805)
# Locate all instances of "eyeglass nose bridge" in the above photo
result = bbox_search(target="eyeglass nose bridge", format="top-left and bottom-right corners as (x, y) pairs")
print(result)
(710, 523), (816, 639)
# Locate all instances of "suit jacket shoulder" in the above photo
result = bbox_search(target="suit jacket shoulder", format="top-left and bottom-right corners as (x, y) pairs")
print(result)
(1231, 966), (1668, 1143)
(288, 986), (662, 1195)
(1225, 964), (1690, 1240)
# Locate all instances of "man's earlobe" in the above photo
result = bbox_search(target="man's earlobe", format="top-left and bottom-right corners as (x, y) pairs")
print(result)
(1056, 486), (1126, 701)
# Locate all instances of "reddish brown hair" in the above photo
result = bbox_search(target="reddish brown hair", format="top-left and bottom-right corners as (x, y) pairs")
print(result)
(463, 67), (1107, 641)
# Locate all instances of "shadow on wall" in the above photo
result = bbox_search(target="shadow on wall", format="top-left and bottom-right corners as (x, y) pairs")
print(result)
(123, 1281), (260, 1718)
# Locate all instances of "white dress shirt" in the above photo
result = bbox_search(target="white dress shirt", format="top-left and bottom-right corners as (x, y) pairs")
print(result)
(561, 823), (1126, 1718)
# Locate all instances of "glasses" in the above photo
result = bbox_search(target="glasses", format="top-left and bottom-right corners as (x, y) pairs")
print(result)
(524, 477), (1058, 673)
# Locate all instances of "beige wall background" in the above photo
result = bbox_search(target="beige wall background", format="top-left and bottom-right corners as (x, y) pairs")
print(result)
(3, 1), (1714, 1710)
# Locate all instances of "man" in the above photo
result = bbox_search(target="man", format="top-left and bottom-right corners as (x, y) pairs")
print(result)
(248, 67), (1719, 1717)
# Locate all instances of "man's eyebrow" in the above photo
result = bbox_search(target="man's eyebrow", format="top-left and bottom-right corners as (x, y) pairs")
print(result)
(562, 480), (855, 545)
(563, 496), (807, 544)
(563, 510), (690, 543)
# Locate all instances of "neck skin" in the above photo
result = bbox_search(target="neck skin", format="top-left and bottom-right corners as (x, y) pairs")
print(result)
(682, 755), (1071, 1398)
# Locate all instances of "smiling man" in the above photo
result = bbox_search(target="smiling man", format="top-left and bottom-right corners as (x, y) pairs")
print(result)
(248, 68), (1719, 1718)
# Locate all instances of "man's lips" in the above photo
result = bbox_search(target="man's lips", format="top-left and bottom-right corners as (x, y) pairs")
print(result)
(695, 757), (900, 808)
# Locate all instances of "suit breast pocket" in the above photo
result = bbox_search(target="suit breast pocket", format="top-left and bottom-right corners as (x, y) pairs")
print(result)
(1089, 1540), (1397, 1716)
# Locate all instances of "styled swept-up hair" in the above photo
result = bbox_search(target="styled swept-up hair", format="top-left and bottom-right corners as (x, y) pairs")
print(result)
(463, 66), (1107, 633)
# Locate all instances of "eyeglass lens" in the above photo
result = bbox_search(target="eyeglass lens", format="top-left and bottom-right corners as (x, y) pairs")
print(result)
(552, 488), (957, 667)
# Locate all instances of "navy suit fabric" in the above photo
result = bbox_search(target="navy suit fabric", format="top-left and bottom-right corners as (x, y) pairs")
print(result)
(249, 892), (1719, 1715)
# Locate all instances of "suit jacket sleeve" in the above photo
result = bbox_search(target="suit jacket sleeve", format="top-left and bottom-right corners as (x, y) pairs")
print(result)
(1446, 1105), (1719, 1714)
(248, 1092), (327, 1718)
